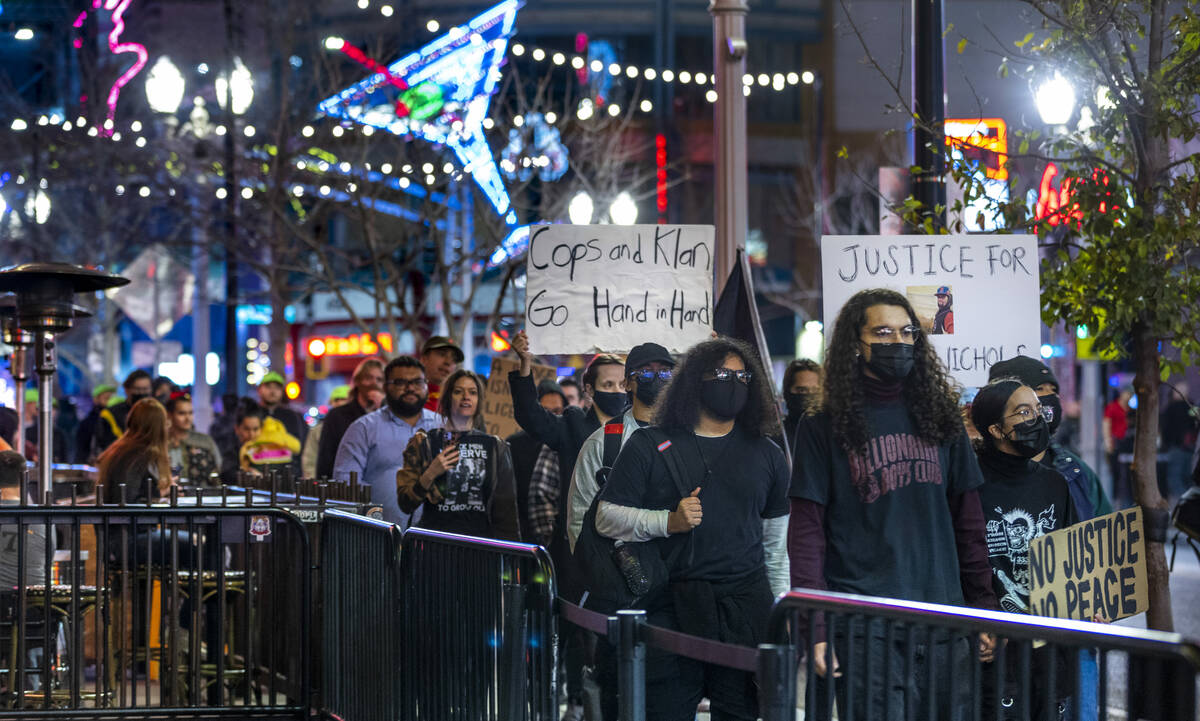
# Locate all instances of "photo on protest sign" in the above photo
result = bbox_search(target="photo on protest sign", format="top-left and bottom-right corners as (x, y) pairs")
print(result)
(524, 224), (715, 355)
(482, 356), (556, 439)
(1028, 508), (1148, 622)
(821, 235), (1039, 386)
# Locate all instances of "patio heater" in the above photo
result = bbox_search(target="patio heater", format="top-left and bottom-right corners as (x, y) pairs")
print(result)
(0, 264), (129, 501)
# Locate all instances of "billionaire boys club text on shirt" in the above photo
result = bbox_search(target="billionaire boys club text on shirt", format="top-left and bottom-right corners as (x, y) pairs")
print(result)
(847, 432), (943, 503)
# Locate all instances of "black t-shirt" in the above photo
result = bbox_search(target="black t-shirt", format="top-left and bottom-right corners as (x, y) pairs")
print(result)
(976, 448), (1079, 614)
(599, 425), (790, 583)
(422, 431), (504, 538)
(790, 401), (984, 604)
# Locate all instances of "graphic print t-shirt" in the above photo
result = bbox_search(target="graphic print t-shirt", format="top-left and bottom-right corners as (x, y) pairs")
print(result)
(424, 431), (494, 537)
(976, 450), (1078, 614)
(790, 401), (984, 604)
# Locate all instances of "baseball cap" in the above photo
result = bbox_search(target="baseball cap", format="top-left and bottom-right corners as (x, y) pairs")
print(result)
(625, 342), (674, 372)
(989, 355), (1059, 391)
(935, 286), (951, 296)
(329, 385), (351, 402)
(92, 383), (117, 400)
(421, 336), (464, 363)
(259, 371), (286, 387)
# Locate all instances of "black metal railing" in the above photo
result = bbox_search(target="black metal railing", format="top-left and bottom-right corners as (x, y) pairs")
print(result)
(397, 527), (558, 721)
(768, 588), (1200, 721)
(319, 509), (405, 721)
(0, 488), (312, 719)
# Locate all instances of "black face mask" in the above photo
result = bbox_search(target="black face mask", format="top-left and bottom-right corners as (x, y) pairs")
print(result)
(1005, 416), (1050, 458)
(128, 392), (150, 405)
(784, 390), (815, 417)
(634, 378), (668, 406)
(592, 390), (627, 418)
(1041, 394), (1063, 436)
(700, 378), (749, 421)
(864, 343), (915, 381)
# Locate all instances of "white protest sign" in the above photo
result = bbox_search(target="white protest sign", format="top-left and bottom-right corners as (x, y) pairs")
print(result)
(525, 224), (714, 354)
(821, 235), (1040, 387)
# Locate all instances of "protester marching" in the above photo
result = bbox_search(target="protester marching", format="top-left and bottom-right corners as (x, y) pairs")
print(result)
(1, 224), (1196, 721)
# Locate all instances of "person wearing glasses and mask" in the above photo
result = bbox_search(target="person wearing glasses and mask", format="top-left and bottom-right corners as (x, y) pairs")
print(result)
(990, 356), (1112, 520)
(333, 356), (442, 526)
(788, 289), (998, 720)
(970, 378), (1081, 718)
(595, 337), (790, 721)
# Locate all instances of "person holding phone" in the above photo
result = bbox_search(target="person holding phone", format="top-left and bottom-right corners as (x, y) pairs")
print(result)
(395, 369), (520, 541)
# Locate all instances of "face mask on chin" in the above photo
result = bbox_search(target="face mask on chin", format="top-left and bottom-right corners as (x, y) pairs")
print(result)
(387, 394), (425, 417)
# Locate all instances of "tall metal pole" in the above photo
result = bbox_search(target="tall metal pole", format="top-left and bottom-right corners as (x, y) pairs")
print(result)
(192, 230), (212, 433)
(222, 0), (240, 399)
(34, 332), (54, 500)
(911, 0), (946, 225)
(710, 0), (749, 296)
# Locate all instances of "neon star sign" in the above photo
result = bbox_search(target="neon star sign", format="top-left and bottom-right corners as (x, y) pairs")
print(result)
(318, 0), (519, 225)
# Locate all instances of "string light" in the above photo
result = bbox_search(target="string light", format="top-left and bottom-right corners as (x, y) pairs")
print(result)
(500, 40), (812, 95)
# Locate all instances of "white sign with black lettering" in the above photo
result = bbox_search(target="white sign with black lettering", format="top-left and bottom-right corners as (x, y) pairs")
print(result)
(820, 235), (1040, 387)
(525, 224), (715, 354)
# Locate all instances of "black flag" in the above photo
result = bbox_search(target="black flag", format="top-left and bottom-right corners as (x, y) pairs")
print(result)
(714, 250), (790, 459)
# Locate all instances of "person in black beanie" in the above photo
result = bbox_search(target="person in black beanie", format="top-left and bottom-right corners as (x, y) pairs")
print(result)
(970, 378), (1081, 719)
(989, 355), (1112, 520)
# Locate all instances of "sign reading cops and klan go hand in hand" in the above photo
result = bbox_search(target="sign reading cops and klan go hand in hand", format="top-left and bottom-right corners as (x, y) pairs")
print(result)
(525, 224), (715, 354)
(1028, 508), (1148, 622)
(820, 235), (1040, 387)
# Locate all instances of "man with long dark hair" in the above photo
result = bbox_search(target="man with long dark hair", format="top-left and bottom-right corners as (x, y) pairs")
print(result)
(788, 288), (997, 720)
(596, 337), (790, 721)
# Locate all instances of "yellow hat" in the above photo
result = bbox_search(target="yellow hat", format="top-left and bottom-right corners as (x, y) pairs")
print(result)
(240, 417), (301, 467)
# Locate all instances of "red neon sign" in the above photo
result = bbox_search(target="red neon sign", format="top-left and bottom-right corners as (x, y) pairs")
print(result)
(655, 133), (668, 223)
(1035, 163), (1112, 226)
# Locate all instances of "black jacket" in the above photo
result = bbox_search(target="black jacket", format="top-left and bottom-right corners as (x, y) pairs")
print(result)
(315, 399), (370, 479)
(94, 401), (132, 455)
(508, 371), (600, 522)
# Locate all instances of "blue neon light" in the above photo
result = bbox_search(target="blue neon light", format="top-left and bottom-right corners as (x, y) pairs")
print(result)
(318, 0), (520, 221)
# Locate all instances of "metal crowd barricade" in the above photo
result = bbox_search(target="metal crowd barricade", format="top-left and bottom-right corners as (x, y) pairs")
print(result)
(0, 485), (312, 720)
(398, 527), (558, 721)
(769, 588), (1200, 721)
(319, 509), (405, 721)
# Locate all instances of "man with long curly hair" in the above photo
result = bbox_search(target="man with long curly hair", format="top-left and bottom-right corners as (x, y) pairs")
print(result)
(788, 288), (997, 720)
(595, 337), (790, 721)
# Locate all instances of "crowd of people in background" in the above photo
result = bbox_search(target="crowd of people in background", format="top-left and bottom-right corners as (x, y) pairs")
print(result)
(0, 288), (1197, 721)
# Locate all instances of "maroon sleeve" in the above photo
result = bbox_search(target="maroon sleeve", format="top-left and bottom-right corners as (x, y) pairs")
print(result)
(948, 490), (1000, 610)
(788, 497), (828, 642)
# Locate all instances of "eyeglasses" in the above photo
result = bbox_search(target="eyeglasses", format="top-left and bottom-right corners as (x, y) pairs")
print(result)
(629, 369), (673, 382)
(1007, 404), (1054, 423)
(864, 325), (921, 342)
(386, 378), (427, 389)
(704, 368), (753, 384)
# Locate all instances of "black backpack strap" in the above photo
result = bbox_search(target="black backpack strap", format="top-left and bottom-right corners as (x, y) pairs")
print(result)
(641, 427), (693, 499)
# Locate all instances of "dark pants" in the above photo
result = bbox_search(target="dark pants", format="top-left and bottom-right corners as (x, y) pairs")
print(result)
(551, 531), (588, 704)
(981, 642), (1073, 721)
(807, 618), (972, 721)
(643, 571), (772, 721)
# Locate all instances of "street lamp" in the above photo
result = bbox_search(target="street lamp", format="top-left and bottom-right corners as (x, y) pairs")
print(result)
(216, 57), (254, 116)
(24, 190), (50, 225)
(568, 191), (594, 224)
(145, 56), (186, 115)
(1034, 73), (1076, 126)
(609, 191), (638, 225)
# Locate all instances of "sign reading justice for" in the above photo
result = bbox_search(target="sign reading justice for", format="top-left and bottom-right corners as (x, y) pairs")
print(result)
(1028, 508), (1148, 622)
(821, 235), (1040, 387)
(524, 224), (715, 354)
